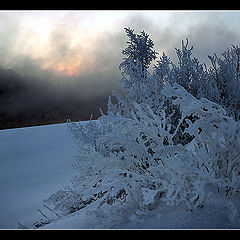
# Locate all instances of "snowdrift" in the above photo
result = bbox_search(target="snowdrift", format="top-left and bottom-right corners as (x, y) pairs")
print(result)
(0, 123), (75, 229)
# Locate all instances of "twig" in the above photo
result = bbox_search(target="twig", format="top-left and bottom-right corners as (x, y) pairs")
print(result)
(37, 208), (52, 222)
(43, 204), (61, 218)
(17, 221), (29, 229)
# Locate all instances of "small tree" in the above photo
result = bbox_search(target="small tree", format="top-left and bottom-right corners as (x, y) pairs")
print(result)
(120, 27), (158, 76)
(173, 38), (211, 100)
(110, 28), (160, 120)
(208, 45), (240, 121)
(153, 52), (175, 86)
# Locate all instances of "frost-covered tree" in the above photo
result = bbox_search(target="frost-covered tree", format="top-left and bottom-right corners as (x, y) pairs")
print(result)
(41, 28), (240, 228)
(110, 28), (160, 119)
(208, 45), (240, 120)
(120, 27), (158, 76)
(173, 38), (218, 101)
(45, 82), (239, 220)
(153, 52), (175, 86)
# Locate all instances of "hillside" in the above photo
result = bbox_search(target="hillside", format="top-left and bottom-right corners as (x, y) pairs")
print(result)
(0, 123), (75, 228)
(0, 69), (109, 130)
(0, 122), (240, 229)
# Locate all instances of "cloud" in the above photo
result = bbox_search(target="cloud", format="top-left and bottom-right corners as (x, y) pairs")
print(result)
(185, 14), (239, 63)
(0, 13), (23, 67)
(148, 12), (240, 64)
(1, 11), (240, 103)
(1, 11), (240, 126)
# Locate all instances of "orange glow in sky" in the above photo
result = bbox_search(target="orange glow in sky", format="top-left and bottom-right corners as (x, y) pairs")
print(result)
(53, 61), (83, 76)
(42, 56), (87, 77)
(0, 10), (129, 77)
(2, 10), (240, 79)
(53, 62), (77, 76)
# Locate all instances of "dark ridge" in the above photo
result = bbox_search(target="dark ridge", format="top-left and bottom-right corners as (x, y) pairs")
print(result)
(0, 68), (110, 130)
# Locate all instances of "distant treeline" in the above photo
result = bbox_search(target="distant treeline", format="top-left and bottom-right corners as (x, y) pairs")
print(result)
(0, 69), (109, 130)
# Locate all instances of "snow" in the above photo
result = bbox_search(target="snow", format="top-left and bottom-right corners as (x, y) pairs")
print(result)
(2, 28), (240, 230)
(1, 122), (240, 229)
(0, 123), (76, 229)
(40, 190), (240, 229)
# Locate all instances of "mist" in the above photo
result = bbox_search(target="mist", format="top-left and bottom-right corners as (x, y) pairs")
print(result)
(1, 11), (240, 97)
(1, 11), (240, 129)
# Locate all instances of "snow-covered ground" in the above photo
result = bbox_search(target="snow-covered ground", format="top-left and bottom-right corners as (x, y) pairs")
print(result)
(0, 123), (76, 229)
(1, 123), (240, 229)
(41, 192), (240, 229)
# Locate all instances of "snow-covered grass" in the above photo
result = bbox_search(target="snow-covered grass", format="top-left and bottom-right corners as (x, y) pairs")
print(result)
(1, 122), (240, 229)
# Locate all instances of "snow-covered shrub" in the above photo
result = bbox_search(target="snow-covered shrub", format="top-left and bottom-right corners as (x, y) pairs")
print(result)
(172, 38), (219, 101)
(208, 45), (240, 121)
(105, 82), (240, 209)
(43, 28), (240, 228)
(153, 52), (175, 86)
(192, 120), (240, 196)
(43, 140), (146, 227)
(45, 82), (239, 219)
(155, 83), (240, 208)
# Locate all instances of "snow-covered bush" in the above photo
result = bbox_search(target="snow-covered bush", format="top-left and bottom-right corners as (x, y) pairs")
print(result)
(173, 38), (219, 101)
(45, 82), (240, 220)
(208, 45), (240, 121)
(192, 120), (240, 196)
(102, 82), (239, 209)
(43, 28), (240, 227)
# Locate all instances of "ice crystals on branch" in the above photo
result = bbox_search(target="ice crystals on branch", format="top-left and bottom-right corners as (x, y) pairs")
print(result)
(42, 28), (240, 228)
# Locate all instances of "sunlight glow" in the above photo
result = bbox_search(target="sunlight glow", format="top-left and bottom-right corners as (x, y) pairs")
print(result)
(5, 11), (128, 77)
(53, 62), (81, 76)
(2, 10), (240, 78)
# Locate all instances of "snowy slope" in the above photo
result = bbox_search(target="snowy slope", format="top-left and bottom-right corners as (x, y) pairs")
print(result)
(1, 123), (240, 229)
(0, 123), (76, 229)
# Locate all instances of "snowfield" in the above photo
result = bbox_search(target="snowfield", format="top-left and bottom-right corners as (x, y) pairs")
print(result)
(0, 123), (76, 229)
(0, 122), (240, 229)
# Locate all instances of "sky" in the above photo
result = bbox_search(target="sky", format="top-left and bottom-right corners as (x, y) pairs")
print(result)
(1, 10), (240, 100)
